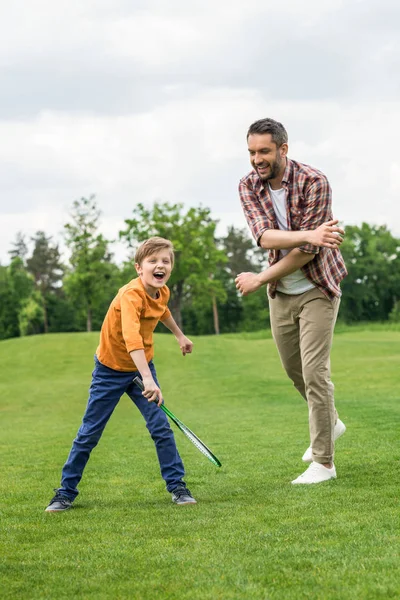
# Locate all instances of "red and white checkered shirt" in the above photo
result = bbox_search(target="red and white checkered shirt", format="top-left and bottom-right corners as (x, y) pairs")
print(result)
(239, 158), (347, 299)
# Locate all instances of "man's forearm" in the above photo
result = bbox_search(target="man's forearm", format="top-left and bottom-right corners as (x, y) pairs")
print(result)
(259, 220), (344, 250)
(258, 249), (315, 285)
(259, 229), (310, 250)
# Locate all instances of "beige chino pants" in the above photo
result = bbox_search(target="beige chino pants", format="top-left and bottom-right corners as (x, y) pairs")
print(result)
(269, 287), (341, 464)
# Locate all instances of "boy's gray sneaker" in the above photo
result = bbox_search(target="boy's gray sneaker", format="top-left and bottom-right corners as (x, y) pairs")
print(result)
(171, 485), (197, 505)
(45, 490), (73, 512)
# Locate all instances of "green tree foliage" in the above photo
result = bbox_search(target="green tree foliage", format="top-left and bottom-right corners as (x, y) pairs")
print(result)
(120, 202), (227, 331)
(8, 232), (28, 262)
(0, 259), (35, 339)
(19, 292), (45, 336)
(26, 231), (64, 333)
(222, 225), (260, 275)
(340, 223), (400, 322)
(64, 196), (116, 332)
(9, 257), (34, 300)
(0, 266), (19, 339)
(240, 290), (270, 331)
(180, 226), (270, 335)
(3, 207), (400, 340)
(46, 293), (81, 333)
(389, 301), (400, 323)
(217, 226), (269, 333)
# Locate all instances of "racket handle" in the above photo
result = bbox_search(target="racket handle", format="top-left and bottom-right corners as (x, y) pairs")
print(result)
(133, 375), (170, 416)
(133, 375), (144, 391)
(133, 376), (164, 408)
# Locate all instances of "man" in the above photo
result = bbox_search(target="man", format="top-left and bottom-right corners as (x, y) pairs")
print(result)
(236, 118), (347, 484)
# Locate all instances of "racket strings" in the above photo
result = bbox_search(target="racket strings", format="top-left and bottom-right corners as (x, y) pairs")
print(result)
(181, 426), (220, 467)
(132, 377), (221, 467)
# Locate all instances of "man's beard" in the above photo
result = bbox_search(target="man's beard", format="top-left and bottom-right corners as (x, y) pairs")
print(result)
(258, 159), (281, 182)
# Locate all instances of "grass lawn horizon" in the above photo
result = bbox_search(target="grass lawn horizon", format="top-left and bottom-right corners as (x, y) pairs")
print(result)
(0, 329), (399, 599)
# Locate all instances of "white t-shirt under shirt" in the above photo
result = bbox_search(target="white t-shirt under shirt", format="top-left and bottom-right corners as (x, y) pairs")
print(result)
(268, 184), (315, 295)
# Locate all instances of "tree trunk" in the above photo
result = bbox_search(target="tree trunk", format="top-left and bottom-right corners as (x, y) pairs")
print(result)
(212, 293), (220, 335)
(87, 305), (92, 332)
(42, 297), (49, 334)
(169, 281), (183, 330)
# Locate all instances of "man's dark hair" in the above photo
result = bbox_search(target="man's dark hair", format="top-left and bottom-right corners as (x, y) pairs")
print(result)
(247, 118), (288, 147)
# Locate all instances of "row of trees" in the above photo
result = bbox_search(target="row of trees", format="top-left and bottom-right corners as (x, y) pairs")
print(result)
(1, 196), (400, 341)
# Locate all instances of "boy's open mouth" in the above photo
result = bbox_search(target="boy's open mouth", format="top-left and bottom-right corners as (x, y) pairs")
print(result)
(153, 272), (165, 281)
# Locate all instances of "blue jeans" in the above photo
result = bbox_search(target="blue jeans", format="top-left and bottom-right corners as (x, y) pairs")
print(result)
(58, 357), (185, 500)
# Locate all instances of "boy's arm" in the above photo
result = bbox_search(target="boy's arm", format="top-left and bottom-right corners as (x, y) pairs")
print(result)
(161, 315), (193, 356)
(235, 248), (315, 296)
(130, 349), (163, 406)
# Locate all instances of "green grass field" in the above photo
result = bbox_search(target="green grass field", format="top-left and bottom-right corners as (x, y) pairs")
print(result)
(1, 329), (399, 599)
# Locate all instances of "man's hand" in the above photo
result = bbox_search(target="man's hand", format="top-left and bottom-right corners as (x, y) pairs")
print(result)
(235, 272), (263, 296)
(308, 220), (344, 248)
(176, 335), (193, 356)
(142, 376), (163, 406)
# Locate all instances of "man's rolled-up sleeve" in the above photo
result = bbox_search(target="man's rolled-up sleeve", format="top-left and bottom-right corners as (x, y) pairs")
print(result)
(239, 180), (274, 246)
(298, 176), (332, 254)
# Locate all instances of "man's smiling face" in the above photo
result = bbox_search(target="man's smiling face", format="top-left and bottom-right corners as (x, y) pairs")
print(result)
(135, 250), (172, 297)
(247, 133), (287, 183)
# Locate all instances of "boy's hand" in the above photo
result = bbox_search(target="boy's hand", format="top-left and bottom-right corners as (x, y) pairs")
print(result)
(235, 272), (263, 296)
(308, 220), (344, 248)
(142, 376), (163, 406)
(177, 335), (193, 356)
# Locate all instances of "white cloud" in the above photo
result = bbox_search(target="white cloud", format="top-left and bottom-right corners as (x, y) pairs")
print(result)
(1, 0), (400, 265)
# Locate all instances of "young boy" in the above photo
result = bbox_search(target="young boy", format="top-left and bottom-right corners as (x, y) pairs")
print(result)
(45, 237), (196, 511)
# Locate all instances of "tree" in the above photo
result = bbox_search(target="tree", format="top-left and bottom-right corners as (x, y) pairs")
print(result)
(8, 232), (28, 263)
(64, 196), (115, 332)
(340, 223), (400, 322)
(222, 226), (261, 276)
(0, 258), (34, 339)
(217, 226), (269, 333)
(0, 266), (19, 339)
(19, 292), (45, 336)
(120, 202), (227, 331)
(26, 231), (64, 333)
(9, 256), (34, 301)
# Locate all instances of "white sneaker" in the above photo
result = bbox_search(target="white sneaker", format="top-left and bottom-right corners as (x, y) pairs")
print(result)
(291, 462), (337, 485)
(302, 419), (347, 463)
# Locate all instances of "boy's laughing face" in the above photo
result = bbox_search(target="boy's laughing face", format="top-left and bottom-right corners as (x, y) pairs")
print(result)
(135, 250), (172, 297)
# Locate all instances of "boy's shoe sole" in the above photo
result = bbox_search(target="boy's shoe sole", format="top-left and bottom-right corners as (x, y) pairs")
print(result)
(302, 419), (346, 463)
(171, 486), (197, 505)
(172, 497), (197, 505)
(45, 495), (72, 512)
(45, 504), (72, 512)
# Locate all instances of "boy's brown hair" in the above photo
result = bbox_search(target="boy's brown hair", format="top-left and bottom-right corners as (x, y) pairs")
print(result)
(134, 237), (175, 266)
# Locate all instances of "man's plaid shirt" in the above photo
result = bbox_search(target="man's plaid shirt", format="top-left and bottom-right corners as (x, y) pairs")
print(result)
(239, 158), (347, 299)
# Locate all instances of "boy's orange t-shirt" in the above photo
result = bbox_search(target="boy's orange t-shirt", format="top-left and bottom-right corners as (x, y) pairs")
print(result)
(96, 277), (171, 372)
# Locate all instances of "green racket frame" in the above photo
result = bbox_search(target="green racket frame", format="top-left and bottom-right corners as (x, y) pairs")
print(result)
(133, 376), (221, 468)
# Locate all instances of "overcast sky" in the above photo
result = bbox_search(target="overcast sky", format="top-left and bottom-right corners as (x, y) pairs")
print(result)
(1, 0), (399, 264)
